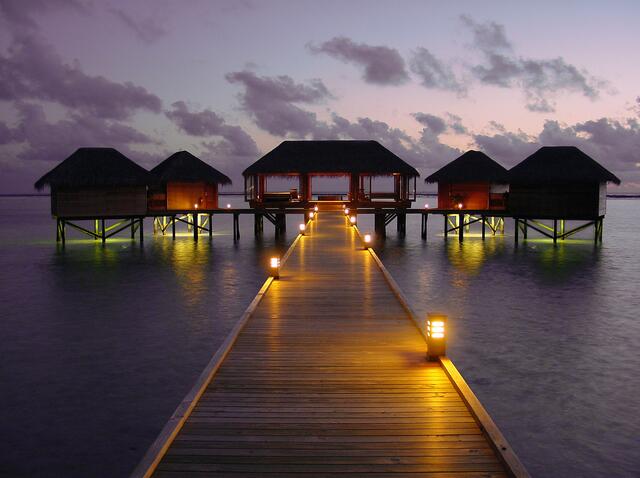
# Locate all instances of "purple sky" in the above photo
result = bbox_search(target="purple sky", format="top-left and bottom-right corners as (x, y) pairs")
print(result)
(1, 0), (639, 193)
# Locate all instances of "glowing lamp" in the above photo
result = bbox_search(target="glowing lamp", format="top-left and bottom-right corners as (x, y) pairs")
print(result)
(194, 204), (199, 209)
(270, 256), (280, 279)
(363, 233), (372, 249)
(344, 208), (350, 215)
(314, 205), (319, 212)
(226, 204), (231, 209)
(342, 204), (345, 209)
(299, 223), (306, 235)
(426, 314), (447, 361)
(424, 203), (429, 209)
(308, 211), (314, 220)
(457, 203), (463, 209)
(350, 215), (357, 226)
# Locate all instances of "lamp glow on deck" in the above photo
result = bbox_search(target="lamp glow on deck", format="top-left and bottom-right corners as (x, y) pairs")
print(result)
(363, 233), (372, 248)
(426, 314), (447, 361)
(270, 256), (280, 279)
(299, 223), (306, 234)
(350, 215), (357, 225)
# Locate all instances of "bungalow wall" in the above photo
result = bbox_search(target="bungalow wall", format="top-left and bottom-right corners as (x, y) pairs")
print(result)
(166, 182), (218, 210)
(52, 186), (148, 217)
(508, 182), (606, 218)
(437, 182), (492, 210)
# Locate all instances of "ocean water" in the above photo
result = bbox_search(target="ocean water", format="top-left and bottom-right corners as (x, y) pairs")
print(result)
(0, 196), (638, 477)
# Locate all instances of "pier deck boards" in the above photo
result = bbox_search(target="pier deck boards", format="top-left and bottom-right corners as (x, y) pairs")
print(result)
(142, 212), (517, 477)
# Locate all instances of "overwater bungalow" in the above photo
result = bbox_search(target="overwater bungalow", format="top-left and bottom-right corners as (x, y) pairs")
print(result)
(34, 147), (149, 218)
(148, 151), (231, 211)
(243, 140), (419, 208)
(508, 146), (620, 218)
(426, 150), (509, 210)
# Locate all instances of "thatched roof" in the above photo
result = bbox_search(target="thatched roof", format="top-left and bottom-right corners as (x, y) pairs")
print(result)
(150, 151), (232, 185)
(34, 148), (150, 190)
(243, 140), (419, 176)
(509, 146), (621, 185)
(425, 150), (508, 183)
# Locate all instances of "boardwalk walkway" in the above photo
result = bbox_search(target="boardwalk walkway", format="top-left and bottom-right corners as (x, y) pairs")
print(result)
(137, 211), (522, 477)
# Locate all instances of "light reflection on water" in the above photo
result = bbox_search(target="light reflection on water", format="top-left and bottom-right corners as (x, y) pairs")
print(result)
(0, 197), (638, 478)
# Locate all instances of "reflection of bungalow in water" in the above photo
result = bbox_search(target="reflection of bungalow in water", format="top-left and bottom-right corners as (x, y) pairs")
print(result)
(148, 151), (231, 211)
(508, 146), (621, 243)
(35, 147), (149, 217)
(243, 140), (419, 208)
(508, 146), (620, 218)
(426, 151), (509, 210)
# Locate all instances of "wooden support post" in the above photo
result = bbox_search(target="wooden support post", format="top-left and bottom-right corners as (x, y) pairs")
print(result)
(254, 213), (263, 236)
(458, 214), (463, 242)
(171, 216), (176, 239)
(131, 218), (135, 238)
(523, 219), (528, 239)
(421, 213), (427, 240)
(374, 212), (386, 238)
(60, 220), (66, 245)
(481, 216), (486, 240)
(234, 213), (240, 241)
(514, 218), (519, 245)
(444, 214), (448, 239)
(193, 213), (198, 242)
(101, 219), (106, 244)
(139, 218), (144, 242)
(56, 218), (61, 242)
(553, 219), (558, 244)
(209, 214), (213, 238)
(397, 212), (406, 237)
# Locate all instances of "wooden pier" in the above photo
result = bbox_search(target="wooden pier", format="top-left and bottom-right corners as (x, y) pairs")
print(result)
(133, 211), (528, 477)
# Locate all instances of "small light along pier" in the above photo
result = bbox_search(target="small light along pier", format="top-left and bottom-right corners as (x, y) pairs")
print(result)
(131, 210), (529, 478)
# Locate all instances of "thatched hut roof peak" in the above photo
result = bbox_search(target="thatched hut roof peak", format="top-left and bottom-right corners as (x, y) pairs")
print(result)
(34, 147), (150, 190)
(150, 151), (232, 185)
(243, 140), (419, 176)
(425, 150), (508, 183)
(509, 146), (621, 185)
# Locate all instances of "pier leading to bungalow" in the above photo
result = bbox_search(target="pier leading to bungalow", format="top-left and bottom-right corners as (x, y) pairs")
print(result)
(132, 211), (528, 478)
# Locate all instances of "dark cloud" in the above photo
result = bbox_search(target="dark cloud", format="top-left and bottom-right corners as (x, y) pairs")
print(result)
(473, 117), (640, 182)
(166, 100), (259, 160)
(461, 15), (607, 112)
(446, 113), (468, 135)
(412, 113), (447, 135)
(308, 37), (409, 86)
(3, 102), (156, 163)
(409, 47), (465, 93)
(0, 34), (162, 120)
(225, 70), (331, 137)
(0, 0), (86, 29)
(108, 8), (167, 44)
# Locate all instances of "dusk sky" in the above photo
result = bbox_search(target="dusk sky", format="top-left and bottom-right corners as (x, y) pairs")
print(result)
(1, 0), (639, 193)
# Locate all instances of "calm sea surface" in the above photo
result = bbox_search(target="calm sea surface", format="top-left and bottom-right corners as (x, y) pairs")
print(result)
(0, 196), (638, 477)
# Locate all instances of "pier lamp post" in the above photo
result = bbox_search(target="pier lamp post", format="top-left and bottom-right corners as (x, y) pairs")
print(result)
(299, 223), (306, 235)
(350, 215), (357, 226)
(426, 314), (447, 361)
(308, 211), (315, 220)
(363, 233), (372, 249)
(314, 205), (319, 212)
(344, 208), (350, 216)
(270, 257), (281, 279)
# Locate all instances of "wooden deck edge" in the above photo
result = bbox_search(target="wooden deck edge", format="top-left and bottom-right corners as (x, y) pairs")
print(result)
(354, 224), (530, 478)
(130, 231), (303, 478)
(440, 357), (531, 478)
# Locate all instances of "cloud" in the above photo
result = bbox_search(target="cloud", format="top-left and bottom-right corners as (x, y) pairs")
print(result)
(461, 15), (608, 112)
(0, 0), (87, 29)
(412, 113), (447, 135)
(108, 8), (167, 44)
(165, 100), (260, 159)
(0, 34), (162, 120)
(225, 70), (331, 137)
(2, 102), (157, 163)
(409, 47), (466, 93)
(473, 117), (640, 181)
(446, 113), (468, 135)
(308, 37), (409, 85)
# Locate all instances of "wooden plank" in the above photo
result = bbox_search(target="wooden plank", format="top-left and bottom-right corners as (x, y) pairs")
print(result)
(133, 212), (525, 478)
